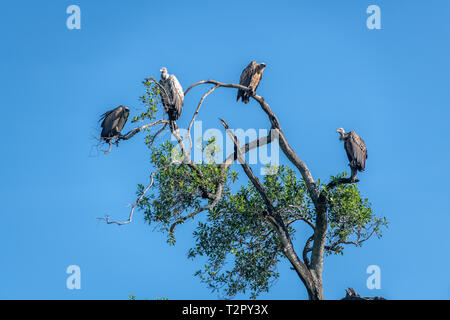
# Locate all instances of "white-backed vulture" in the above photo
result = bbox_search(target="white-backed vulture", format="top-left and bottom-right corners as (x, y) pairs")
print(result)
(336, 128), (368, 181)
(159, 67), (184, 121)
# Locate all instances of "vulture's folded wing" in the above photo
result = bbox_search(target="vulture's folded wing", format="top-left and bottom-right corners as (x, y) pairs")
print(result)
(116, 107), (130, 133)
(159, 79), (171, 111)
(100, 106), (123, 138)
(169, 75), (184, 100)
(168, 75), (184, 120)
(348, 132), (367, 170)
(239, 62), (257, 87)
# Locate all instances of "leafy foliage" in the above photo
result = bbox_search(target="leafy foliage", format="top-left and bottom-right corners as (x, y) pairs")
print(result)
(133, 77), (161, 123)
(323, 173), (388, 255)
(132, 77), (168, 149)
(137, 141), (235, 244)
(188, 184), (281, 299)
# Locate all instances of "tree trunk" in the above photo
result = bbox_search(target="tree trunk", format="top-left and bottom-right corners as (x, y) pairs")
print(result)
(284, 251), (323, 300)
(278, 224), (324, 300)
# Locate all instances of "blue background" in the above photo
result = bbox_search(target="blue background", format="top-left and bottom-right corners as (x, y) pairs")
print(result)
(1, 0), (449, 299)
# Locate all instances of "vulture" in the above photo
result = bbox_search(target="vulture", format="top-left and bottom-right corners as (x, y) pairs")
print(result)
(237, 61), (266, 104)
(159, 67), (184, 121)
(99, 105), (130, 143)
(336, 128), (368, 181)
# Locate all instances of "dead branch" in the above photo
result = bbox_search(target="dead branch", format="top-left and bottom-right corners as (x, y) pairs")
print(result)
(119, 119), (169, 141)
(184, 80), (250, 96)
(187, 85), (220, 155)
(219, 118), (275, 212)
(147, 122), (169, 148)
(283, 205), (315, 230)
(98, 162), (173, 225)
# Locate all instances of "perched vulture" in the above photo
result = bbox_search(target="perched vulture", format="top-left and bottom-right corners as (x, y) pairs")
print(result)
(237, 61), (266, 104)
(336, 128), (368, 181)
(159, 67), (184, 121)
(99, 105), (130, 143)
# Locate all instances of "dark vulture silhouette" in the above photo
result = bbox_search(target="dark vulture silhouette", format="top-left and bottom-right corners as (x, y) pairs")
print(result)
(336, 128), (368, 181)
(159, 67), (184, 121)
(342, 288), (386, 300)
(99, 105), (130, 143)
(237, 61), (266, 104)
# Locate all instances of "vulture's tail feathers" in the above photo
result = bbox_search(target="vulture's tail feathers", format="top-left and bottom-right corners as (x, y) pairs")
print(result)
(168, 108), (179, 121)
(236, 90), (242, 102)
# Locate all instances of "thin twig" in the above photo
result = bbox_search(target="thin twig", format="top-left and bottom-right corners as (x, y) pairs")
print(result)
(98, 162), (173, 225)
(187, 85), (220, 155)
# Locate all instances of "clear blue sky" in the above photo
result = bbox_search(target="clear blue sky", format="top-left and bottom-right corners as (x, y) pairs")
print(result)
(1, 0), (449, 300)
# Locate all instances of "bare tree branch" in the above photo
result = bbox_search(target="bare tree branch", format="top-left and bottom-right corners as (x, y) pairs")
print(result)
(187, 85), (220, 155)
(98, 162), (173, 225)
(119, 119), (169, 141)
(219, 118), (274, 212)
(184, 80), (251, 96)
(147, 122), (168, 147)
(283, 205), (315, 230)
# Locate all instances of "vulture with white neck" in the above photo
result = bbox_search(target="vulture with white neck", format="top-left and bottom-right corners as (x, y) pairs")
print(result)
(336, 128), (368, 182)
(159, 67), (184, 121)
